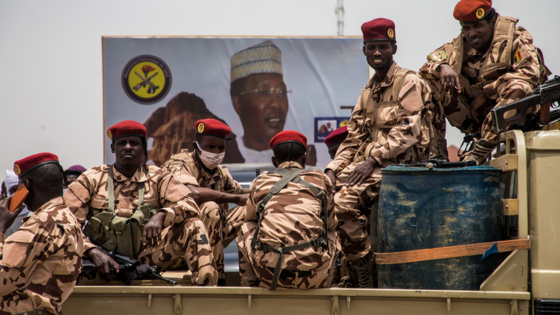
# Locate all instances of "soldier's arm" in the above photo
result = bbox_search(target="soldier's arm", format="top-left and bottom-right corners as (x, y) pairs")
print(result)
(325, 93), (369, 175)
(323, 173), (337, 230)
(188, 185), (247, 206)
(222, 167), (245, 195)
(483, 29), (541, 101)
(244, 180), (259, 222)
(157, 173), (200, 226)
(419, 42), (454, 79)
(369, 74), (426, 163)
(64, 175), (98, 253)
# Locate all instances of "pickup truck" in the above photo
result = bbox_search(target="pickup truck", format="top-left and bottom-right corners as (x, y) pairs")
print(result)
(63, 129), (560, 315)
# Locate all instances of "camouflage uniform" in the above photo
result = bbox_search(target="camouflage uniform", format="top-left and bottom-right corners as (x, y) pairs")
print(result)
(419, 15), (550, 148)
(64, 164), (217, 286)
(0, 197), (84, 315)
(162, 149), (246, 278)
(326, 61), (432, 261)
(237, 161), (340, 289)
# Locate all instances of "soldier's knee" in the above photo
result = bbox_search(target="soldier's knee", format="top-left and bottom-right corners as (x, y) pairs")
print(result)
(199, 201), (221, 221)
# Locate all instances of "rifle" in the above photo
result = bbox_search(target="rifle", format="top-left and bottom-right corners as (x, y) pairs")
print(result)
(82, 245), (177, 285)
(491, 75), (560, 134)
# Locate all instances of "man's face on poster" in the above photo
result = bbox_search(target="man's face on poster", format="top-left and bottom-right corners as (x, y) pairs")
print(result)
(232, 73), (289, 148)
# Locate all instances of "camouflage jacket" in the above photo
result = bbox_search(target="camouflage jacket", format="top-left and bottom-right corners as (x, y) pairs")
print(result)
(161, 150), (244, 213)
(420, 15), (549, 103)
(64, 164), (200, 252)
(0, 197), (84, 315)
(326, 62), (432, 175)
(246, 161), (338, 271)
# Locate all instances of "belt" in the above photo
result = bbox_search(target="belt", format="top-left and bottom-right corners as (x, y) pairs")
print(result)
(266, 267), (313, 279)
(15, 310), (56, 315)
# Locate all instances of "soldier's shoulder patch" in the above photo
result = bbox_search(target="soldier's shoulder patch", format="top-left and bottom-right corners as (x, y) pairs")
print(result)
(513, 48), (522, 64)
(428, 50), (448, 62)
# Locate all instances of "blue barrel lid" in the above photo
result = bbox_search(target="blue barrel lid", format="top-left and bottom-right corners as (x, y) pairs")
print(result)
(382, 165), (500, 173)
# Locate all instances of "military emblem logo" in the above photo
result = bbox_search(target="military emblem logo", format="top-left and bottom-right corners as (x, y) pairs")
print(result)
(122, 55), (172, 105)
(198, 123), (205, 133)
(13, 164), (20, 175)
(476, 8), (485, 19)
(429, 50), (448, 62)
(513, 48), (522, 64)
(387, 28), (395, 39)
(107, 129), (113, 140)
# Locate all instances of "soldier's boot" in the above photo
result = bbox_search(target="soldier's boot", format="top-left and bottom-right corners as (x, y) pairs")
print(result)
(462, 139), (495, 165)
(354, 253), (374, 288)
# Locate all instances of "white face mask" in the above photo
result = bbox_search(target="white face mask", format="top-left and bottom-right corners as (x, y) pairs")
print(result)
(196, 142), (225, 170)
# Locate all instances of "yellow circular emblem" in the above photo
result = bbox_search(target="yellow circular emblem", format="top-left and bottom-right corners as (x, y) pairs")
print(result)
(122, 55), (172, 105)
(476, 8), (485, 19)
(14, 164), (21, 175)
(387, 28), (395, 39)
(198, 123), (205, 133)
(339, 120), (349, 127)
(107, 129), (113, 140)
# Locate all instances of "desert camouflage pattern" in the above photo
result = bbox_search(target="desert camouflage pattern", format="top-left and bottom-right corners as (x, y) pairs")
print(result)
(237, 161), (340, 289)
(325, 62), (432, 261)
(162, 150), (245, 277)
(419, 15), (550, 146)
(0, 197), (84, 315)
(64, 164), (217, 286)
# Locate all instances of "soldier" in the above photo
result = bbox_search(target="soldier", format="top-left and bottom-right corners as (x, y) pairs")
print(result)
(161, 119), (249, 284)
(237, 130), (340, 290)
(325, 18), (433, 288)
(64, 120), (217, 286)
(323, 126), (349, 160)
(1, 153), (84, 315)
(419, 0), (550, 164)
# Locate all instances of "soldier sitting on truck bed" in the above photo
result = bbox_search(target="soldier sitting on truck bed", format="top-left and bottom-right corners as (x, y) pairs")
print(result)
(419, 0), (550, 164)
(325, 18), (436, 288)
(161, 119), (249, 285)
(1, 153), (83, 315)
(64, 120), (218, 286)
(237, 130), (340, 290)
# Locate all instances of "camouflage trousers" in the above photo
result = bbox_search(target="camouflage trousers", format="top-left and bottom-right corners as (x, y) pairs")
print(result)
(334, 162), (382, 261)
(236, 222), (339, 289)
(199, 202), (246, 278)
(422, 74), (533, 146)
(79, 217), (217, 286)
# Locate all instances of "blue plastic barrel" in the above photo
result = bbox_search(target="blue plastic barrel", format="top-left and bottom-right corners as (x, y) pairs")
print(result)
(377, 165), (506, 290)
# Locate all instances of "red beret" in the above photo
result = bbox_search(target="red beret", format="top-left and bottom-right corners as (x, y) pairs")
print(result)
(107, 120), (147, 141)
(323, 126), (348, 148)
(269, 130), (307, 150)
(195, 119), (232, 138)
(362, 18), (396, 42)
(14, 152), (60, 177)
(453, 0), (492, 23)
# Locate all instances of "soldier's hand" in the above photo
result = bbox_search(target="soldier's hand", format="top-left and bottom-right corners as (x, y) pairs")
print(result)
(0, 197), (25, 234)
(143, 211), (166, 247)
(470, 92), (488, 124)
(87, 247), (119, 281)
(345, 157), (378, 187)
(236, 194), (249, 206)
(325, 169), (337, 193)
(440, 64), (462, 93)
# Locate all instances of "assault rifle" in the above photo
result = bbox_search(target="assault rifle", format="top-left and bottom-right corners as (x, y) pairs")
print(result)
(491, 75), (560, 134)
(82, 246), (177, 285)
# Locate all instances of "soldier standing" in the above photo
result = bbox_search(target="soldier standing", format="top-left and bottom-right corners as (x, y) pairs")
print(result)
(161, 119), (249, 285)
(237, 131), (340, 290)
(419, 0), (550, 164)
(1, 153), (84, 315)
(325, 18), (434, 288)
(64, 120), (217, 286)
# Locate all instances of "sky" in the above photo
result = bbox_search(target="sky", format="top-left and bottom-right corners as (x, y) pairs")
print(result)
(1, 0), (559, 172)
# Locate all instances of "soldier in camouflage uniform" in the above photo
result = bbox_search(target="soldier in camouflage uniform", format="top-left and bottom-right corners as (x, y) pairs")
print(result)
(1, 153), (84, 315)
(237, 131), (340, 290)
(325, 18), (434, 288)
(162, 119), (248, 284)
(419, 0), (550, 164)
(64, 120), (217, 286)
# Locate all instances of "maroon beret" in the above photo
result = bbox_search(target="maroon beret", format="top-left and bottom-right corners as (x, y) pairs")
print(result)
(195, 119), (232, 138)
(362, 18), (396, 42)
(14, 152), (60, 177)
(107, 120), (147, 141)
(269, 130), (307, 150)
(323, 126), (348, 148)
(453, 0), (492, 23)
